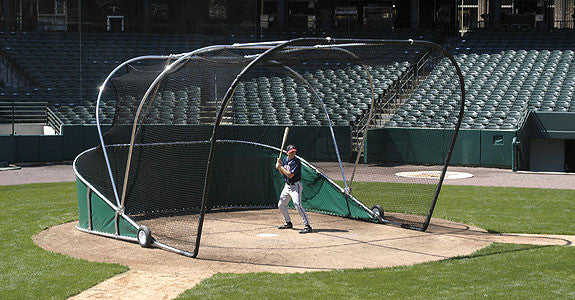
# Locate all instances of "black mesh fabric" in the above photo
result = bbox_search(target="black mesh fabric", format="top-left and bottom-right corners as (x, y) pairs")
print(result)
(75, 39), (464, 256)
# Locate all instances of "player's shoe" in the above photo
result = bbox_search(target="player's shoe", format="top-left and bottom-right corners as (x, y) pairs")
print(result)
(299, 225), (313, 234)
(278, 222), (293, 229)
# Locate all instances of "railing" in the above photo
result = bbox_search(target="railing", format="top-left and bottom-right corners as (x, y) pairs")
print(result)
(351, 51), (433, 153)
(0, 49), (35, 89)
(553, 20), (575, 29)
(516, 108), (531, 130)
(46, 107), (64, 134)
(0, 101), (49, 134)
(377, 51), (431, 116)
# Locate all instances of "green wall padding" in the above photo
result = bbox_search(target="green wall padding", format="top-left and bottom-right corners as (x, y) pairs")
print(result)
(480, 130), (515, 166)
(365, 127), (517, 167)
(447, 129), (481, 165)
(0, 125), (349, 163)
(15, 136), (40, 162)
(39, 136), (63, 161)
(365, 128), (447, 165)
(0, 135), (16, 162)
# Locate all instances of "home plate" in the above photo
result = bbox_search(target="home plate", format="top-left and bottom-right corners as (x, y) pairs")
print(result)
(395, 171), (473, 179)
(257, 233), (279, 238)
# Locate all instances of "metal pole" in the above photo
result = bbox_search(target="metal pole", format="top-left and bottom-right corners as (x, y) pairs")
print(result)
(461, 0), (464, 36)
(11, 93), (15, 135)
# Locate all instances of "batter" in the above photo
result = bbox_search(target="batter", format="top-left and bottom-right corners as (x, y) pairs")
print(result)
(276, 144), (313, 234)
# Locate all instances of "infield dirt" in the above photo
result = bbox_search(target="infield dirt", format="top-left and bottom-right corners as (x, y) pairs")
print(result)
(35, 209), (574, 300)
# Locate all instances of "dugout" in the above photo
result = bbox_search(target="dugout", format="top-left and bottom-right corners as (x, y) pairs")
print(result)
(516, 111), (575, 172)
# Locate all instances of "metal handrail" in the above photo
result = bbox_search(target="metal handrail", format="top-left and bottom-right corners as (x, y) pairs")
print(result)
(351, 50), (432, 152)
(0, 101), (47, 123)
(516, 109), (531, 130)
(46, 107), (63, 134)
(0, 48), (36, 88)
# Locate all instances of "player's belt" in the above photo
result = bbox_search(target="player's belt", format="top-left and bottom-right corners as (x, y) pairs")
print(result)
(287, 181), (300, 185)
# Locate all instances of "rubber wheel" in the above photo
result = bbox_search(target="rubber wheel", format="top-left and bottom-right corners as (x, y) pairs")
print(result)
(137, 225), (152, 248)
(371, 205), (384, 219)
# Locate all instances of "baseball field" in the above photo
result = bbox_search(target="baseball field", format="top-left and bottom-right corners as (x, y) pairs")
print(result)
(0, 165), (574, 299)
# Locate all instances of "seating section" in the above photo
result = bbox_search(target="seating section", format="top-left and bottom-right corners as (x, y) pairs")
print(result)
(386, 31), (575, 130)
(112, 88), (202, 125)
(231, 63), (409, 126)
(101, 61), (410, 127)
(0, 30), (426, 126)
(0, 32), (203, 124)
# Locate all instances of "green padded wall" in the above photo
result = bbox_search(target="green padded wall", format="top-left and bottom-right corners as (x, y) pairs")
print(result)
(365, 127), (517, 167)
(448, 129), (481, 165)
(480, 130), (515, 166)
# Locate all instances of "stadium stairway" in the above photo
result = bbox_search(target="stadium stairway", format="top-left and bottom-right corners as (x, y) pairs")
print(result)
(385, 30), (575, 130)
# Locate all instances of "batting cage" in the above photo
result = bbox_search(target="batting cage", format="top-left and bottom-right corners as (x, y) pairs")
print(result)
(74, 38), (465, 257)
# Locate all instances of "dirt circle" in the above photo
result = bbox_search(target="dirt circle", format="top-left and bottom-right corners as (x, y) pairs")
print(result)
(35, 210), (573, 300)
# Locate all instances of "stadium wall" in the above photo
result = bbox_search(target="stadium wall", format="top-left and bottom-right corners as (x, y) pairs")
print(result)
(364, 128), (517, 167)
(0, 125), (351, 163)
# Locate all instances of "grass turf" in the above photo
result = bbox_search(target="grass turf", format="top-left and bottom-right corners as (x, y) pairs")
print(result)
(177, 243), (575, 299)
(347, 181), (575, 235)
(2, 181), (573, 299)
(0, 182), (128, 299)
(178, 181), (575, 299)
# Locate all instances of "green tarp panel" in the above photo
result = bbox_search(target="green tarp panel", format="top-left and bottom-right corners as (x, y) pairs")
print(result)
(77, 176), (138, 239)
(208, 142), (371, 220)
(76, 178), (90, 230)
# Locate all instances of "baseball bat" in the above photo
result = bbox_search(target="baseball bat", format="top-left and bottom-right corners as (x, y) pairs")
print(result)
(278, 127), (290, 160)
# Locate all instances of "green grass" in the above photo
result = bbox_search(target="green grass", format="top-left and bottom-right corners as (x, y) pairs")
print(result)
(178, 243), (575, 299)
(178, 182), (575, 299)
(435, 185), (575, 235)
(2, 181), (574, 299)
(0, 182), (128, 299)
(348, 181), (575, 235)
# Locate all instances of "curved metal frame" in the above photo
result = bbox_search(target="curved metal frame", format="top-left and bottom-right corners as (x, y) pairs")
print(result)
(198, 38), (465, 249)
(93, 37), (465, 256)
(95, 55), (177, 207)
(267, 58), (375, 192)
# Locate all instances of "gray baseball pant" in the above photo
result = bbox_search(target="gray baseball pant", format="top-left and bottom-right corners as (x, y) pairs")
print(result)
(278, 181), (310, 226)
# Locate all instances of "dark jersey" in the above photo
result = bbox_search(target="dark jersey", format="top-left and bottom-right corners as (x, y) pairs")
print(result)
(282, 156), (301, 184)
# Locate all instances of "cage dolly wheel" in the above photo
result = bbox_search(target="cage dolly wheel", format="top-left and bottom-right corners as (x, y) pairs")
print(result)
(371, 205), (384, 219)
(137, 225), (152, 248)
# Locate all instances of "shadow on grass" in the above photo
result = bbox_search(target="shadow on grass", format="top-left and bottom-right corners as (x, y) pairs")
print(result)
(451, 244), (550, 261)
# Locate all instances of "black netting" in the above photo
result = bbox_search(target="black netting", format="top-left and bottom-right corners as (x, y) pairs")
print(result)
(218, 41), (463, 230)
(75, 39), (464, 256)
